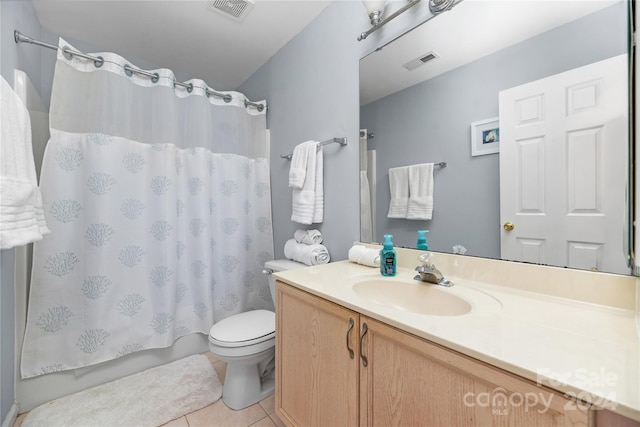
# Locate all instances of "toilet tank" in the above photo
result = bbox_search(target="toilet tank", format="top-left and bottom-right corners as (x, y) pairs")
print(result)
(263, 259), (306, 305)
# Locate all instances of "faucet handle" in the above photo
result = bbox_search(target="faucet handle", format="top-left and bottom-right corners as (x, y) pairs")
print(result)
(418, 252), (434, 268)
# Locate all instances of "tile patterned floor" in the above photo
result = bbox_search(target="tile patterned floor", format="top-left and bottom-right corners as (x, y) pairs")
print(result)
(14, 352), (286, 427)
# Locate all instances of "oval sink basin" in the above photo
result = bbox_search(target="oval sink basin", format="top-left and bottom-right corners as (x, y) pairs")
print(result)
(352, 279), (472, 316)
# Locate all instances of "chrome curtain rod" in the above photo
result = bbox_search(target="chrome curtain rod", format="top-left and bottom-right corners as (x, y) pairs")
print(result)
(397, 162), (447, 168)
(14, 30), (266, 112)
(281, 137), (348, 160)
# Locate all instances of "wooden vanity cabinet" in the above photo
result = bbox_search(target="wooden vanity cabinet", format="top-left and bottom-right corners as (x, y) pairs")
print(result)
(360, 316), (589, 427)
(275, 280), (360, 426)
(276, 281), (592, 427)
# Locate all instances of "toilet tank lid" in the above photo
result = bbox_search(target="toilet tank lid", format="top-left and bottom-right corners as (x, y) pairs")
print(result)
(264, 259), (306, 272)
(210, 310), (275, 343)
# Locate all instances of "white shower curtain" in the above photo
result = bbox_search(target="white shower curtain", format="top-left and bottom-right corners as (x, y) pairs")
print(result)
(359, 132), (373, 243)
(21, 39), (273, 378)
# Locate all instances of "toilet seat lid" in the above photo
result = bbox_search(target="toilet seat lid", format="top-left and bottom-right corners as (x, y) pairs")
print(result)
(209, 309), (275, 347)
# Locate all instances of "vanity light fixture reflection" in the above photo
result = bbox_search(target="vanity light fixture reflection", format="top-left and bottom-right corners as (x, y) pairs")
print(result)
(362, 0), (387, 25)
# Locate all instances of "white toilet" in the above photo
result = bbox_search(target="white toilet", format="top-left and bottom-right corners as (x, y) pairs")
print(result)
(208, 259), (306, 410)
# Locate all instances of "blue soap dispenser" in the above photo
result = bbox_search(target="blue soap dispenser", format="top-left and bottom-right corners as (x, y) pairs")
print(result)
(380, 234), (397, 277)
(417, 230), (429, 250)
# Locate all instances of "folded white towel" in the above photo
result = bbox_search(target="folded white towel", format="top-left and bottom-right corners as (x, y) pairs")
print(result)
(407, 163), (434, 220)
(284, 239), (330, 266)
(387, 166), (409, 219)
(0, 76), (50, 249)
(348, 245), (380, 268)
(288, 141), (315, 189)
(312, 147), (323, 223)
(291, 141), (318, 225)
(294, 229), (323, 245)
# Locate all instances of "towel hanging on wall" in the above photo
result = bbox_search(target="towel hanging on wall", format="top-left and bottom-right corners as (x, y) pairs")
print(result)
(288, 141), (315, 189)
(387, 166), (409, 218)
(312, 147), (324, 223)
(387, 163), (435, 220)
(0, 76), (50, 248)
(290, 141), (323, 224)
(407, 163), (434, 220)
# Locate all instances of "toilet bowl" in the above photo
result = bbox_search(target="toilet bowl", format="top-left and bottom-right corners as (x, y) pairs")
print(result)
(208, 259), (306, 410)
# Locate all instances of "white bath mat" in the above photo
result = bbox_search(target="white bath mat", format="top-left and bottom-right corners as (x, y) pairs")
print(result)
(22, 354), (222, 427)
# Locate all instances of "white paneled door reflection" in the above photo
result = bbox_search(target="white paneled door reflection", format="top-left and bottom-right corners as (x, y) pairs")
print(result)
(499, 54), (629, 274)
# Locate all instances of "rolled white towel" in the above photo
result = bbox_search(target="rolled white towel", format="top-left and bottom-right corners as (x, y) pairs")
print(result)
(294, 229), (323, 245)
(348, 245), (380, 268)
(284, 239), (330, 266)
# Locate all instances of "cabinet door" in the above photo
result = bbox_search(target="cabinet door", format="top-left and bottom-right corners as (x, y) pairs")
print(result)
(359, 316), (589, 427)
(276, 281), (359, 427)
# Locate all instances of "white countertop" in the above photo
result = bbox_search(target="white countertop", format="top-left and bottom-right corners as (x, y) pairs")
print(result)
(274, 260), (640, 421)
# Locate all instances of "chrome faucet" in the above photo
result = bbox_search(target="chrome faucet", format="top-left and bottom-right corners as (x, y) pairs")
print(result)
(414, 253), (454, 287)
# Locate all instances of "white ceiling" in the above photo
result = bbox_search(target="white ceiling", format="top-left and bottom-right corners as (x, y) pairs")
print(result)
(360, 0), (620, 106)
(32, 0), (332, 90)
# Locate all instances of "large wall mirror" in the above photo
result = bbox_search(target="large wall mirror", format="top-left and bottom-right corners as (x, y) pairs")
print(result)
(359, 0), (633, 275)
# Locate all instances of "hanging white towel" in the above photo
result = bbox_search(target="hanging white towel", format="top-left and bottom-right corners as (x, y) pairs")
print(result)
(291, 141), (318, 225)
(288, 140), (315, 189)
(407, 163), (434, 220)
(312, 147), (323, 223)
(0, 76), (49, 249)
(284, 239), (330, 266)
(387, 166), (409, 219)
(294, 229), (323, 245)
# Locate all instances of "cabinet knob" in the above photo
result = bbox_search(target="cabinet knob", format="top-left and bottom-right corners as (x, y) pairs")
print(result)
(503, 222), (515, 231)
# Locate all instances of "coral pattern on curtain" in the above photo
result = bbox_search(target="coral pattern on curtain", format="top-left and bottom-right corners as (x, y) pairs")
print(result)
(21, 39), (273, 378)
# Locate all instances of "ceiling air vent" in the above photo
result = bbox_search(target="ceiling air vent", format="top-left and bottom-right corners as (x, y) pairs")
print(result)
(402, 51), (440, 71)
(210, 0), (255, 22)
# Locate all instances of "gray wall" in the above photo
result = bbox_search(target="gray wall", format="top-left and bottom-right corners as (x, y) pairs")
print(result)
(239, 1), (360, 261)
(240, 0), (437, 261)
(360, 3), (627, 256)
(0, 0), (43, 422)
(0, 249), (16, 424)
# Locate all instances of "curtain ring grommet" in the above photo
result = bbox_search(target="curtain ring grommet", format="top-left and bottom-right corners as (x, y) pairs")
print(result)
(124, 64), (133, 77)
(151, 73), (159, 84)
(62, 46), (74, 61)
(223, 95), (232, 103)
(205, 89), (211, 98)
(94, 56), (104, 68)
(187, 83), (193, 93)
(244, 99), (263, 111)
